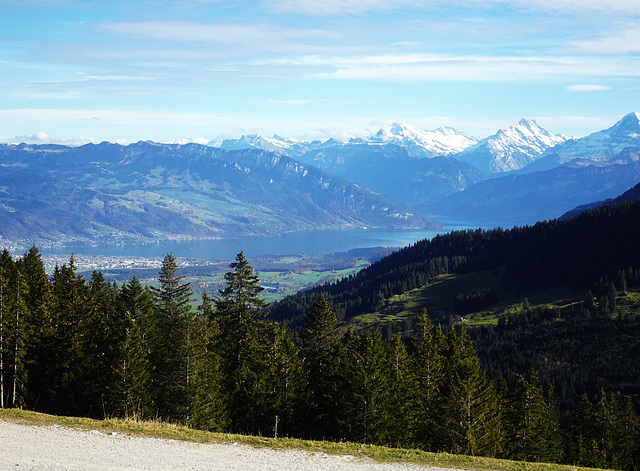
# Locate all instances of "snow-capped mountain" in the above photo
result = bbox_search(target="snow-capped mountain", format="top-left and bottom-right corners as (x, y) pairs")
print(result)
(213, 134), (307, 155)
(452, 118), (568, 174)
(541, 112), (640, 160)
(370, 122), (478, 157)
(211, 123), (477, 160)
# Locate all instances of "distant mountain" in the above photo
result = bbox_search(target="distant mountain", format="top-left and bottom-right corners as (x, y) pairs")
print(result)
(369, 122), (478, 157)
(426, 151), (640, 226)
(453, 118), (567, 174)
(0, 142), (438, 249)
(543, 112), (640, 160)
(294, 141), (486, 209)
(561, 162), (640, 218)
(214, 122), (478, 160)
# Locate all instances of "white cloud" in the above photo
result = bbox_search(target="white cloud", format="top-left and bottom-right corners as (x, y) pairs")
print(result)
(264, 0), (640, 16)
(98, 21), (340, 44)
(566, 84), (611, 92)
(570, 27), (640, 54)
(265, 53), (640, 82)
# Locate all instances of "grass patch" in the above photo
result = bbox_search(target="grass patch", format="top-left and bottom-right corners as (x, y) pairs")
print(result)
(0, 409), (610, 471)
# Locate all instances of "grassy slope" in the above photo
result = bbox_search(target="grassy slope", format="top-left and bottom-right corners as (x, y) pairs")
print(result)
(0, 409), (610, 471)
(348, 268), (585, 331)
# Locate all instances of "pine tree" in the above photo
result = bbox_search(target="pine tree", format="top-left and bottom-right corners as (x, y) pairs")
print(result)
(337, 328), (393, 444)
(49, 255), (90, 415)
(386, 333), (416, 447)
(150, 253), (192, 422)
(299, 293), (341, 439)
(187, 291), (228, 431)
(118, 277), (155, 419)
(411, 309), (445, 450)
(17, 247), (52, 411)
(440, 326), (504, 457)
(264, 322), (308, 438)
(503, 369), (560, 462)
(215, 251), (270, 434)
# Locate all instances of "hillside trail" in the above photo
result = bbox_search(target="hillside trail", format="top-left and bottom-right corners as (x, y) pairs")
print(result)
(0, 420), (459, 471)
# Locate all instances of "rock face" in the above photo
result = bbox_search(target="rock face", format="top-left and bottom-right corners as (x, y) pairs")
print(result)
(0, 141), (439, 248)
(453, 118), (567, 174)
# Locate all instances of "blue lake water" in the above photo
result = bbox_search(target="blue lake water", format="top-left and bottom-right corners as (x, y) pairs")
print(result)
(40, 221), (484, 260)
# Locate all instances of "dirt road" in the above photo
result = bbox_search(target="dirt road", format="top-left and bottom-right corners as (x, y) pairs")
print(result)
(1, 420), (458, 471)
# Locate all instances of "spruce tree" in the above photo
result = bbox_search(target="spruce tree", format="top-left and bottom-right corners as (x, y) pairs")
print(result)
(150, 253), (192, 422)
(215, 251), (270, 434)
(299, 293), (341, 439)
(411, 309), (445, 450)
(119, 277), (155, 419)
(188, 291), (228, 431)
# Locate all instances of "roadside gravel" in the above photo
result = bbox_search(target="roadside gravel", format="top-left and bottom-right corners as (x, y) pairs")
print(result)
(1, 420), (459, 471)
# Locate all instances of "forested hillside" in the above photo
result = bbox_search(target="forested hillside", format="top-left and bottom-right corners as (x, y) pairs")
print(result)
(1, 247), (639, 470)
(271, 199), (640, 324)
(270, 199), (640, 424)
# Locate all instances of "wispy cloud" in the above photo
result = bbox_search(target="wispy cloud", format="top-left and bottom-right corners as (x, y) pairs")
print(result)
(566, 84), (611, 92)
(264, 0), (640, 16)
(97, 21), (340, 44)
(570, 27), (640, 54)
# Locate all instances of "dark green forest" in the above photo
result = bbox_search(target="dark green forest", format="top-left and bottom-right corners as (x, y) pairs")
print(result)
(2, 200), (640, 469)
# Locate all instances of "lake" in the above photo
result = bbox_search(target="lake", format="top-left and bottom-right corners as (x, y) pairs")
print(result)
(40, 222), (483, 260)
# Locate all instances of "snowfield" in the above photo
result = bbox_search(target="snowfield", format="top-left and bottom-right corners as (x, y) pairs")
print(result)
(1, 420), (459, 471)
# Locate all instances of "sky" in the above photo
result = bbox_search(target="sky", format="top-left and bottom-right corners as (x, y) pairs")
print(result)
(1, 0), (640, 145)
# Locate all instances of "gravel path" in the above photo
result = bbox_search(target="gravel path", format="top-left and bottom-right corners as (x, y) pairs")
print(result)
(1, 420), (459, 471)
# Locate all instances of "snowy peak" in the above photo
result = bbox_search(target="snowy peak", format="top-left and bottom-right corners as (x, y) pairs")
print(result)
(371, 122), (478, 157)
(542, 111), (640, 160)
(454, 118), (567, 174)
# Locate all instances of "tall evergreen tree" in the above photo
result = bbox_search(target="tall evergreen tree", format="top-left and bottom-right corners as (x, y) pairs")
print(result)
(150, 253), (192, 422)
(440, 326), (504, 457)
(215, 251), (270, 434)
(118, 277), (155, 419)
(411, 309), (445, 450)
(503, 369), (560, 463)
(299, 293), (341, 439)
(188, 291), (228, 431)
(337, 328), (393, 444)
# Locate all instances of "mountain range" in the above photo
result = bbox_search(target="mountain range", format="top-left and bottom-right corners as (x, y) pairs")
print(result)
(1, 112), (640, 248)
(0, 142), (437, 249)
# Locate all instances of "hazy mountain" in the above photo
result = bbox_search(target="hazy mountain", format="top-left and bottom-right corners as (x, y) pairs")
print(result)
(453, 118), (567, 174)
(561, 162), (640, 218)
(426, 150), (640, 226)
(0, 141), (438, 249)
(294, 141), (486, 208)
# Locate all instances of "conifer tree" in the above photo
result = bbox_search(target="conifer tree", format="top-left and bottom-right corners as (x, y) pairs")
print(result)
(299, 293), (341, 438)
(49, 255), (90, 415)
(386, 333), (416, 447)
(337, 328), (393, 444)
(440, 326), (503, 457)
(263, 322), (308, 437)
(411, 309), (445, 450)
(17, 247), (52, 411)
(188, 291), (228, 431)
(215, 251), (270, 434)
(118, 277), (155, 419)
(150, 253), (192, 422)
(503, 369), (560, 462)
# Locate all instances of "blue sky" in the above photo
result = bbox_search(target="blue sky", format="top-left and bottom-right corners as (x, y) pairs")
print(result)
(1, 0), (639, 145)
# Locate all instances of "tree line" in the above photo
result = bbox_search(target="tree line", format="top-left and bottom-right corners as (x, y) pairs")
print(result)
(1, 247), (639, 469)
